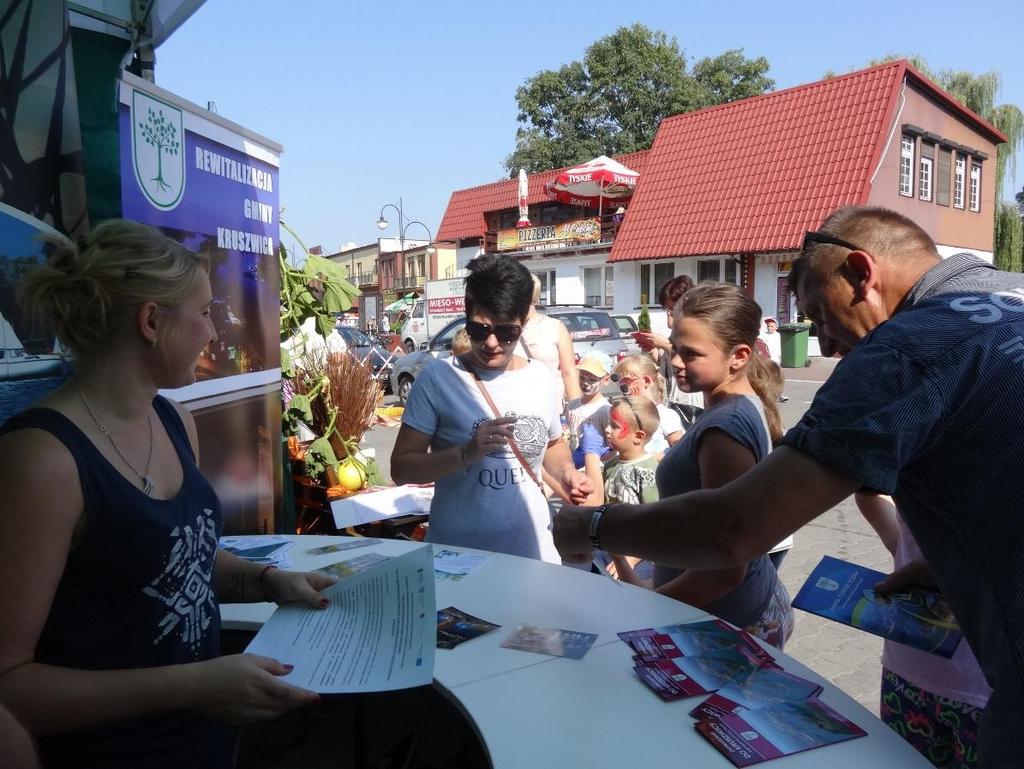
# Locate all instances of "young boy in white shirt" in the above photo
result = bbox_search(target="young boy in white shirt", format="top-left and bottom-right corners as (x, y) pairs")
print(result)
(564, 352), (613, 467)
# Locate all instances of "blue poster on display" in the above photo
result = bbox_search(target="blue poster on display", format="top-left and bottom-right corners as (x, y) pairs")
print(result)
(119, 72), (281, 385)
(0, 205), (74, 425)
(0, 3), (83, 425)
(118, 73), (284, 533)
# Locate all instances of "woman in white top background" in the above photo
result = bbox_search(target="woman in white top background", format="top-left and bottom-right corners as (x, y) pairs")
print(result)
(517, 275), (581, 402)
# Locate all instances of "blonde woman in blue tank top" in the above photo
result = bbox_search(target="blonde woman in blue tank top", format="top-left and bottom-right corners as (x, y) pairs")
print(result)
(0, 221), (335, 769)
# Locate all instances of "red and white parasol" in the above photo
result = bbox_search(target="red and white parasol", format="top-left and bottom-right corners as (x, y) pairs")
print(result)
(544, 155), (639, 212)
(517, 168), (531, 228)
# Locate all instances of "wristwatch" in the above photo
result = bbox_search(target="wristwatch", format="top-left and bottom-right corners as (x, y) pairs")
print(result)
(588, 505), (609, 550)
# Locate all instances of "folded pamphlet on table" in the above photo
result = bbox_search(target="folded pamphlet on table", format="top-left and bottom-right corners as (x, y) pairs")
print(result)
(436, 607), (501, 649)
(219, 535), (294, 568)
(792, 555), (963, 657)
(688, 665), (823, 720)
(433, 548), (489, 581)
(618, 619), (866, 765)
(696, 698), (867, 767)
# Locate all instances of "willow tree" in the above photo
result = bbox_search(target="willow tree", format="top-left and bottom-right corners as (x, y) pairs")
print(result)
(944, 74), (1023, 272)
(869, 56), (1024, 270)
(995, 203), (1023, 272)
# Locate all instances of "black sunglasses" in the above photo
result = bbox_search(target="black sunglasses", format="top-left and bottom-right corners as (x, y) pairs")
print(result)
(801, 230), (866, 254)
(609, 372), (631, 396)
(465, 319), (523, 345)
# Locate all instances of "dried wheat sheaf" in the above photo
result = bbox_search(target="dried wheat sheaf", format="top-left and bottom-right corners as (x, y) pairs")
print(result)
(292, 348), (383, 461)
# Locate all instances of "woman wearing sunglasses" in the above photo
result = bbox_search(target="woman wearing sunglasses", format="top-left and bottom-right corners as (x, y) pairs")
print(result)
(391, 255), (594, 562)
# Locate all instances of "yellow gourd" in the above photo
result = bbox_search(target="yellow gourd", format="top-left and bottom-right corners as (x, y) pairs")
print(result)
(338, 459), (366, 491)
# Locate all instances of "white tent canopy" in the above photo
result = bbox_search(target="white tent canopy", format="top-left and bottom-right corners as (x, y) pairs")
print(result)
(69, 0), (206, 47)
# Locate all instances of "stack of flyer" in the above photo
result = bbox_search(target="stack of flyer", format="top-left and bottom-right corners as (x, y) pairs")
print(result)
(619, 619), (866, 766)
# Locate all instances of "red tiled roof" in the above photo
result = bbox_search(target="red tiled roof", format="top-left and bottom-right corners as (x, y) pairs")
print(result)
(609, 60), (1007, 261)
(609, 62), (911, 261)
(435, 150), (649, 243)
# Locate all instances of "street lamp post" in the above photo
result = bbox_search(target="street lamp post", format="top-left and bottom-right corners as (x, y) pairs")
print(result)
(376, 197), (436, 293)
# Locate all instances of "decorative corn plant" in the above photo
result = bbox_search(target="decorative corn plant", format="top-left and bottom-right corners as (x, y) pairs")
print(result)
(287, 348), (383, 486)
(278, 218), (368, 480)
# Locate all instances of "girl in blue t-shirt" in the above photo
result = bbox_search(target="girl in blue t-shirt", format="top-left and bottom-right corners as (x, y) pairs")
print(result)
(618, 283), (794, 649)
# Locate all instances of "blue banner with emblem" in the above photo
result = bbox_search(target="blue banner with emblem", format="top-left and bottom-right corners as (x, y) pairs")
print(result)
(118, 72), (284, 534)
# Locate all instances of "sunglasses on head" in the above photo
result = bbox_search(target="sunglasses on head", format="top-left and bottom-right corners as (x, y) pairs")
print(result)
(465, 319), (523, 344)
(801, 230), (866, 255)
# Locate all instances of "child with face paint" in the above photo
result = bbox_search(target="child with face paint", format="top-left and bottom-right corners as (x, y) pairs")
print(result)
(579, 395), (661, 582)
(564, 352), (614, 467)
(601, 396), (661, 496)
(613, 354), (683, 458)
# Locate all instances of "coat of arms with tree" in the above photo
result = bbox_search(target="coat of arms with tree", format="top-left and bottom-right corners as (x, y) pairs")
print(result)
(139, 107), (181, 193)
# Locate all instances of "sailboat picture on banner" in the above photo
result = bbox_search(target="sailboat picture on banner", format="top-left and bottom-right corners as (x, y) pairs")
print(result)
(0, 312), (67, 381)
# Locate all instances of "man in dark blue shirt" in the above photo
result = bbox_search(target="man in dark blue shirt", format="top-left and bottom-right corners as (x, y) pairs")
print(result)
(554, 205), (1024, 768)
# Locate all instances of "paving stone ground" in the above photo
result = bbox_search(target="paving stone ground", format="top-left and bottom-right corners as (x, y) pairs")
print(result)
(364, 355), (892, 714)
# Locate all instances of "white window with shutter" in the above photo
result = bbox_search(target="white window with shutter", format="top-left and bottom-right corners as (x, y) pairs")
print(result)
(583, 266), (614, 307)
(919, 156), (932, 201)
(969, 163), (981, 212)
(697, 259), (721, 283)
(900, 136), (915, 197)
(954, 155), (966, 209)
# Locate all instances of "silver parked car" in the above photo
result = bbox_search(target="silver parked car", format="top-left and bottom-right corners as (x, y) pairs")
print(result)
(548, 306), (629, 362)
(335, 326), (395, 391)
(389, 317), (464, 403)
(611, 314), (641, 354)
(389, 306), (628, 403)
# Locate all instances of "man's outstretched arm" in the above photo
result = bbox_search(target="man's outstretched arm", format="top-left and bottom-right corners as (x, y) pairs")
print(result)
(553, 446), (859, 568)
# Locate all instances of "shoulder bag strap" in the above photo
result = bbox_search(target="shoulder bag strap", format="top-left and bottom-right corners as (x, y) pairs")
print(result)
(461, 356), (543, 492)
(518, 335), (533, 360)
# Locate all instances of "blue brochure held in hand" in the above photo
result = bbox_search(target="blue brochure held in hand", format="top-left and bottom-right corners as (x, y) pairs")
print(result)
(792, 556), (962, 657)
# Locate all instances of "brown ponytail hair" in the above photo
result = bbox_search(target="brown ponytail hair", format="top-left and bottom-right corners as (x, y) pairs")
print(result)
(677, 283), (784, 442)
(17, 219), (209, 356)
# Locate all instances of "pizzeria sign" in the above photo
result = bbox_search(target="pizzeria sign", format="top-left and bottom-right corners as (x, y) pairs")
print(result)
(497, 218), (601, 252)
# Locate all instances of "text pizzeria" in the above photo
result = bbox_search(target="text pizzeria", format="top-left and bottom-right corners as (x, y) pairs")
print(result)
(519, 226), (557, 243)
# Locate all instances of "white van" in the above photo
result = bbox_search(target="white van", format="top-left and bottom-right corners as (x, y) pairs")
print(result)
(399, 299), (428, 352)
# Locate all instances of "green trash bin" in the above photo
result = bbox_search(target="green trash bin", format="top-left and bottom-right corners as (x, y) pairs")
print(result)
(778, 323), (810, 368)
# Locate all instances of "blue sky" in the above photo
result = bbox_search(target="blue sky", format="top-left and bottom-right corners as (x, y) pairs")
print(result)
(156, 0), (1024, 254)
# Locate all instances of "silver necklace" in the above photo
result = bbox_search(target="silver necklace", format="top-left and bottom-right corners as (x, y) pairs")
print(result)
(73, 380), (155, 496)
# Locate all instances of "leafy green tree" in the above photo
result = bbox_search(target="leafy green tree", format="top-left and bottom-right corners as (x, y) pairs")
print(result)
(995, 203), (1022, 272)
(505, 24), (773, 174)
(692, 50), (774, 105)
(866, 56), (1024, 270)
